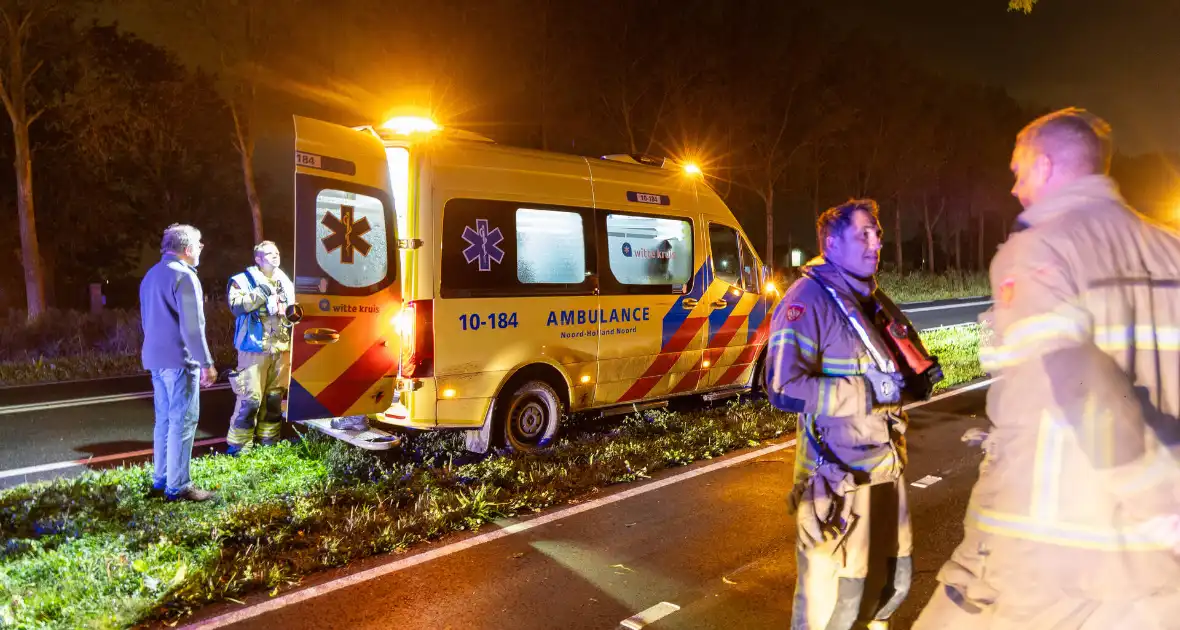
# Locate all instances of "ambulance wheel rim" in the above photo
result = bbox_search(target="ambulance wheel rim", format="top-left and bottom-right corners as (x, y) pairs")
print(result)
(515, 401), (546, 438)
(501, 380), (562, 451)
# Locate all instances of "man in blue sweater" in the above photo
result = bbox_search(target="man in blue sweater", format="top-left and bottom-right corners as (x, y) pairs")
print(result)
(139, 223), (218, 502)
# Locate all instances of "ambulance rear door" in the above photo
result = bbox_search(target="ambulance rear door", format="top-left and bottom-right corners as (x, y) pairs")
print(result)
(288, 116), (401, 422)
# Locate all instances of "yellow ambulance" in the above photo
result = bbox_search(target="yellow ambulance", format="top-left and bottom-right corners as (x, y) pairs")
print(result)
(286, 115), (780, 452)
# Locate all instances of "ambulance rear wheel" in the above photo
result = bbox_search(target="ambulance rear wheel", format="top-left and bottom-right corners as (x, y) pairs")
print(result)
(753, 356), (768, 397)
(499, 380), (562, 452)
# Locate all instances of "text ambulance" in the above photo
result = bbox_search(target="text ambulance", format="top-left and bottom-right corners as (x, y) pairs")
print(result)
(287, 115), (780, 452)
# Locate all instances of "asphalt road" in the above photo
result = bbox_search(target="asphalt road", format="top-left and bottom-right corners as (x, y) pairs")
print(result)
(0, 298), (990, 488)
(180, 385), (991, 630)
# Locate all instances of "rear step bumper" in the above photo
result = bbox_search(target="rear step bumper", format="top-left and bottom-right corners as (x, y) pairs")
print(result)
(298, 418), (403, 450)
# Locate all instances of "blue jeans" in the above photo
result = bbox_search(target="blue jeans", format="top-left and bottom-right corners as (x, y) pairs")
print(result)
(150, 367), (201, 497)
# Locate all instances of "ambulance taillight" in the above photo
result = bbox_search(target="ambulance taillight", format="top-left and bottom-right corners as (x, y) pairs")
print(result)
(398, 300), (435, 378)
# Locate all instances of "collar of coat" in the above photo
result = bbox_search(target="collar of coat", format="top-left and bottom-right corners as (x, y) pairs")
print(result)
(802, 256), (877, 300)
(1018, 174), (1128, 228)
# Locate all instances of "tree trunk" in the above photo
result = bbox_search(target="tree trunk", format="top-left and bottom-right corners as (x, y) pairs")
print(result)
(231, 101), (264, 243)
(4, 19), (46, 320)
(240, 146), (264, 243)
(765, 186), (774, 271)
(954, 228), (962, 270)
(977, 209), (986, 271)
(539, 0), (549, 151)
(14, 121), (45, 319)
(893, 193), (903, 271)
(923, 194), (935, 274)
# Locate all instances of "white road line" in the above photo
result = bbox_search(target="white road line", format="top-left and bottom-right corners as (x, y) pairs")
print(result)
(0, 438), (227, 480)
(0, 384), (232, 416)
(621, 602), (682, 629)
(901, 299), (993, 313)
(180, 378), (992, 629)
(907, 377), (997, 410)
(911, 475), (944, 488)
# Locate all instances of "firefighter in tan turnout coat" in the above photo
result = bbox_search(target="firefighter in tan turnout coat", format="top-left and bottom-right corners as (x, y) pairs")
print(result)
(767, 200), (942, 630)
(914, 108), (1180, 629)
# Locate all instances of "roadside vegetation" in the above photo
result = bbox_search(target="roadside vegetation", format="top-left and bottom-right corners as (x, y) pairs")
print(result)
(0, 325), (984, 629)
(0, 274), (987, 387)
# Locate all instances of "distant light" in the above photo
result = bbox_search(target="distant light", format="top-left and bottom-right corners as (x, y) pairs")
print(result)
(580, 375), (591, 384)
(683, 162), (703, 176)
(381, 116), (441, 135)
(442, 388), (457, 399)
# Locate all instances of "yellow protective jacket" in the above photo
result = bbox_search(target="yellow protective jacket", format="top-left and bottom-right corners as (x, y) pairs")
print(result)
(942, 174), (1180, 607)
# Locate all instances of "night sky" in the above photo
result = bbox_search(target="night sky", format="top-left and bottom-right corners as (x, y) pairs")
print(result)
(833, 0), (1180, 156)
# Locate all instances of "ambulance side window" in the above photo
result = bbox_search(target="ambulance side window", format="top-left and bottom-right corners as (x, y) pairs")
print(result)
(517, 208), (586, 284)
(440, 198), (596, 298)
(600, 212), (694, 295)
(709, 224), (742, 287)
(314, 189), (391, 290)
(739, 236), (761, 293)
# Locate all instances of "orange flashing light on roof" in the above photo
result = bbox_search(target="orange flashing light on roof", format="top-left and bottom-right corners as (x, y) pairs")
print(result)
(380, 116), (441, 136)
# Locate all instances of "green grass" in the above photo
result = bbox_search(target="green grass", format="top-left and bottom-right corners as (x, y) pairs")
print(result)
(877, 270), (990, 303)
(0, 326), (982, 629)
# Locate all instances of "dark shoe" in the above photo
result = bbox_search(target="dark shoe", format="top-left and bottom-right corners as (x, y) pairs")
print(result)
(166, 486), (218, 502)
(225, 443), (246, 456)
(148, 485), (166, 499)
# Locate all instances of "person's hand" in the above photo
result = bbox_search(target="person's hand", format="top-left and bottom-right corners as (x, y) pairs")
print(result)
(266, 294), (281, 315)
(869, 367), (904, 403)
(864, 367), (904, 404)
(200, 366), (218, 388)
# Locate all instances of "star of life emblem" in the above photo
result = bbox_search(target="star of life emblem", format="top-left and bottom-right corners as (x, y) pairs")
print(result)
(461, 219), (505, 272)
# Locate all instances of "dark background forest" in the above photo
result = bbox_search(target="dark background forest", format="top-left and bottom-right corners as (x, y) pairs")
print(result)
(1, 0), (1177, 314)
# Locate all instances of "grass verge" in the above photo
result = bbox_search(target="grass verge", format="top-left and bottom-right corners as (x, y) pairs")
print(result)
(877, 270), (990, 303)
(0, 326), (982, 629)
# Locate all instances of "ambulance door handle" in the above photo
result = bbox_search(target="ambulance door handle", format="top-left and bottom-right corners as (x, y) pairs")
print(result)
(681, 298), (699, 309)
(710, 299), (729, 309)
(304, 328), (340, 345)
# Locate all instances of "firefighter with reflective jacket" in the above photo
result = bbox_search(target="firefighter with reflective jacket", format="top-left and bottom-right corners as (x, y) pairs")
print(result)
(914, 108), (1180, 628)
(767, 199), (943, 630)
(225, 241), (295, 455)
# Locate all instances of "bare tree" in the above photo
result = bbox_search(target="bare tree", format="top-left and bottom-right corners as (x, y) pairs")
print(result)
(0, 0), (87, 319)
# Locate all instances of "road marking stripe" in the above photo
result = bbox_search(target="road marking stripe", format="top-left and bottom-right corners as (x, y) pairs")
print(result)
(0, 438), (227, 480)
(181, 379), (991, 629)
(911, 474), (944, 488)
(621, 602), (681, 629)
(901, 299), (993, 313)
(0, 384), (232, 416)
(907, 377), (997, 410)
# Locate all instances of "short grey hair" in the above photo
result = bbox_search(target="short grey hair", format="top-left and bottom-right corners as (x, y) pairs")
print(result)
(160, 223), (201, 255)
(1017, 107), (1113, 175)
(254, 240), (279, 257)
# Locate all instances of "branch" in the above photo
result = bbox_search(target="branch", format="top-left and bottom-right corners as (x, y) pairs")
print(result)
(22, 59), (42, 90)
(26, 106), (45, 127)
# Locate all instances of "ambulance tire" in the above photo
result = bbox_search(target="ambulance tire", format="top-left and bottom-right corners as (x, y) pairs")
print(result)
(498, 380), (562, 452)
(753, 354), (768, 398)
